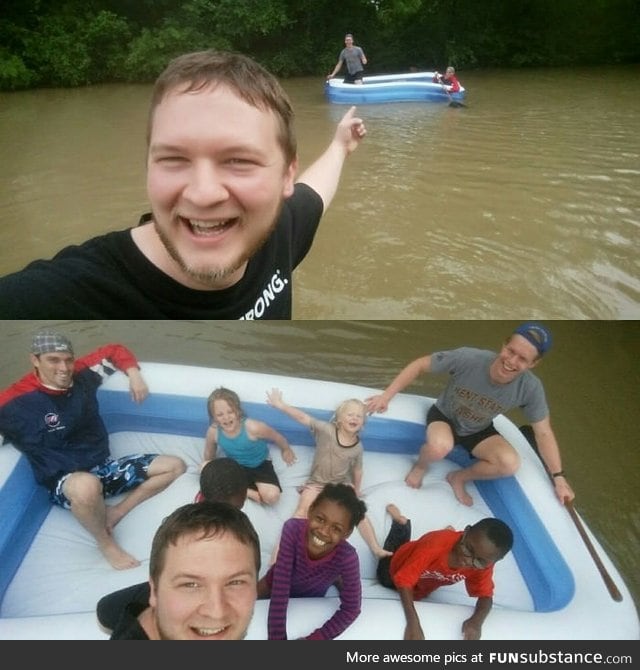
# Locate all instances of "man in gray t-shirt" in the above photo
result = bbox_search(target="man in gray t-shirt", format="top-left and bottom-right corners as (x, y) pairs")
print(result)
(327, 33), (368, 84)
(365, 322), (574, 507)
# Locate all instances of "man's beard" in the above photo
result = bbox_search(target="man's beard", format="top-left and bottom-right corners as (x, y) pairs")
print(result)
(153, 217), (278, 288)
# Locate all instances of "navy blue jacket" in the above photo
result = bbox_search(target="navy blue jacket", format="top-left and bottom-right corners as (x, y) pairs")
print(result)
(0, 345), (139, 489)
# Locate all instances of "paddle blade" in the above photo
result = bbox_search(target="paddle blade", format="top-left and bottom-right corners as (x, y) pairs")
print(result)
(565, 501), (624, 602)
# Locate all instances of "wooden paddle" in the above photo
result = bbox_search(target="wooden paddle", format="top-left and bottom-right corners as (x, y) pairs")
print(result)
(564, 499), (623, 601)
(519, 424), (623, 602)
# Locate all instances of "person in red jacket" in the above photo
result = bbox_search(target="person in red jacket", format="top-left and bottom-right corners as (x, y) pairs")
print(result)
(0, 329), (186, 570)
(433, 66), (461, 93)
(376, 504), (513, 640)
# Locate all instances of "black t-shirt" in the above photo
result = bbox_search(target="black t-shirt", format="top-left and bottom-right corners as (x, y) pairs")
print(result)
(98, 582), (151, 633)
(109, 601), (150, 640)
(0, 183), (323, 319)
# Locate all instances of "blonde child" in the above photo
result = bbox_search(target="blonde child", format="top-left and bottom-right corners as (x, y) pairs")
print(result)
(266, 388), (390, 558)
(205, 387), (296, 505)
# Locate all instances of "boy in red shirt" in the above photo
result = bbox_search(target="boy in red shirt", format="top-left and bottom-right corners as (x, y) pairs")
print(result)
(377, 504), (513, 640)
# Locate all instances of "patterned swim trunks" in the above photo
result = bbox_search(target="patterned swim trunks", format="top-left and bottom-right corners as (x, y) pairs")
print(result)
(51, 453), (157, 508)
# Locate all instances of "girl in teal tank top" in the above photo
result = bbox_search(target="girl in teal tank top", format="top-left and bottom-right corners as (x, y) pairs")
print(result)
(204, 387), (297, 505)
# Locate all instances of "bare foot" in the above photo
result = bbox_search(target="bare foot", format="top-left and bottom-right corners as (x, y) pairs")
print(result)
(445, 471), (473, 506)
(386, 503), (408, 525)
(100, 540), (141, 570)
(404, 464), (426, 489)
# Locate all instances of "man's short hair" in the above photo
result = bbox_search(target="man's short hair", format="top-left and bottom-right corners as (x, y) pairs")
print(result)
(147, 49), (297, 164)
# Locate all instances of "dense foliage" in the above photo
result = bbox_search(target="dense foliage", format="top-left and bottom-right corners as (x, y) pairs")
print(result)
(1, 0), (638, 90)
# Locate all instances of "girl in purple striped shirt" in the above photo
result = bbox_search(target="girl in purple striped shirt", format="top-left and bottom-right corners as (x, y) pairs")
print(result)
(257, 483), (364, 639)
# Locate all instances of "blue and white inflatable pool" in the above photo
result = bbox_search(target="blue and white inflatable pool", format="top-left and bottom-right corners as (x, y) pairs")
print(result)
(0, 363), (637, 639)
(325, 71), (466, 105)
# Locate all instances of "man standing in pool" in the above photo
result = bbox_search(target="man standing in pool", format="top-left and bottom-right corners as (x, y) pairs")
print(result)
(327, 33), (368, 85)
(365, 322), (574, 506)
(0, 329), (186, 569)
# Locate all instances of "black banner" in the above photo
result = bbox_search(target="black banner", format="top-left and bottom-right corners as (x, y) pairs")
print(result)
(3, 639), (638, 667)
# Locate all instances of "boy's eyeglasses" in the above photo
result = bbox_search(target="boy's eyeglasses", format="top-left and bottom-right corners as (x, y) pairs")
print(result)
(458, 530), (492, 569)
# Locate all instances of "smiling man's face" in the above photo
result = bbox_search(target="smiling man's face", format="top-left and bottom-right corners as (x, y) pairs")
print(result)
(146, 84), (296, 290)
(148, 530), (257, 640)
(489, 334), (540, 384)
(31, 352), (75, 390)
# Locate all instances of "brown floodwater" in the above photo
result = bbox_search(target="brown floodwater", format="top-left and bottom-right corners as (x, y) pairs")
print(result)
(0, 65), (638, 318)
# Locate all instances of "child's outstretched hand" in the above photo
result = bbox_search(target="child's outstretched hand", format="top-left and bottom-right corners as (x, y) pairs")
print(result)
(281, 446), (297, 466)
(266, 388), (284, 408)
(462, 617), (482, 640)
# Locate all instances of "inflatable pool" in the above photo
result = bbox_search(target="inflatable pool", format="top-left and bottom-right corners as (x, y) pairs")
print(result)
(0, 363), (638, 640)
(324, 71), (466, 105)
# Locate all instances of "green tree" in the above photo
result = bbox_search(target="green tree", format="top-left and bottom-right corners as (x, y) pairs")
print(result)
(84, 10), (132, 82)
(23, 13), (92, 86)
(0, 49), (34, 90)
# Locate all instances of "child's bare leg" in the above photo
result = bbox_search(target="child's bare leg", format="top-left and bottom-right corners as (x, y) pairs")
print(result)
(358, 516), (392, 558)
(255, 482), (281, 506)
(386, 503), (409, 525)
(246, 488), (262, 503)
(293, 485), (319, 518)
(272, 486), (320, 565)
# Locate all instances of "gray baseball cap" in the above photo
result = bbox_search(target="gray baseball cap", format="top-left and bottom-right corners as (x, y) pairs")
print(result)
(31, 330), (74, 356)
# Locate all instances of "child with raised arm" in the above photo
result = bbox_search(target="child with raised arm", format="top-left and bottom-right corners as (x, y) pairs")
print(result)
(258, 483), (364, 639)
(266, 388), (390, 559)
(204, 387), (296, 505)
(377, 504), (514, 640)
